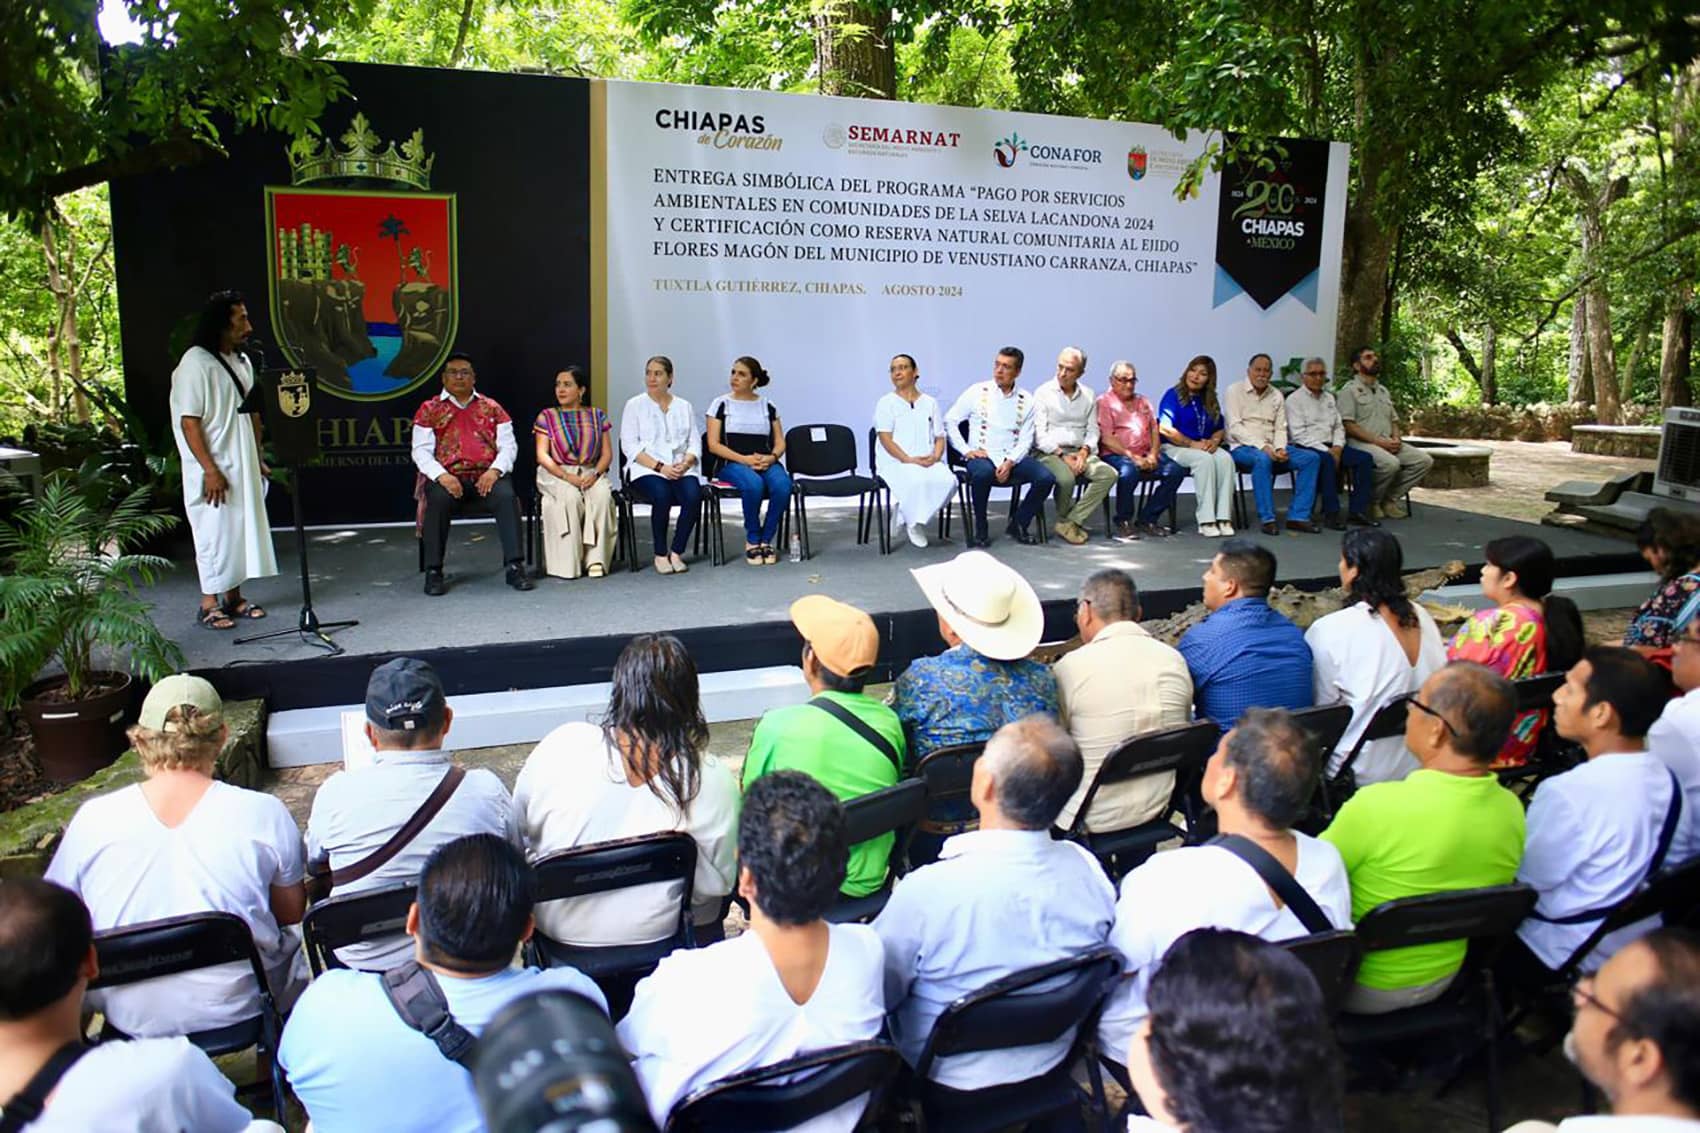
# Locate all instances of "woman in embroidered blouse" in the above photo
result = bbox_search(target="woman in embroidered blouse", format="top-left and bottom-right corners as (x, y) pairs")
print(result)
(1623, 507), (1700, 651)
(705, 356), (791, 565)
(620, 355), (702, 575)
(1156, 355), (1236, 537)
(1447, 535), (1585, 768)
(533, 366), (616, 580)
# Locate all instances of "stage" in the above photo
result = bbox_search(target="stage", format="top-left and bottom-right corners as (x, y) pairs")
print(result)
(143, 496), (1642, 715)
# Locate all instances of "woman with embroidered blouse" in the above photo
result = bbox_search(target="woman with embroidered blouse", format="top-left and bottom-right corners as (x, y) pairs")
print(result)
(1157, 355), (1236, 537)
(620, 355), (702, 575)
(1623, 507), (1700, 651)
(705, 356), (791, 566)
(533, 366), (615, 579)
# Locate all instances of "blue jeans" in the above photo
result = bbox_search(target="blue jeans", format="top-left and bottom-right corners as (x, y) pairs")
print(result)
(1305, 444), (1376, 517)
(964, 456), (1055, 537)
(1231, 445), (1323, 523)
(718, 462), (792, 544)
(1102, 452), (1187, 525)
(629, 474), (702, 555)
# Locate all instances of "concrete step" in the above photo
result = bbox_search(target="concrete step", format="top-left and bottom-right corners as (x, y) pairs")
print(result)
(1421, 570), (1658, 613)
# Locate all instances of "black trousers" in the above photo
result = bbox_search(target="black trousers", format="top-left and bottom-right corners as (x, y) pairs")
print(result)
(421, 475), (523, 570)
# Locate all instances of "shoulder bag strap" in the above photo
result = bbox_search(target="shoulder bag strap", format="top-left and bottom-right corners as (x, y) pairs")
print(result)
(208, 351), (258, 414)
(808, 696), (902, 773)
(330, 766), (466, 891)
(1208, 834), (1334, 934)
(380, 961), (478, 1066)
(0, 1043), (88, 1133)
(1533, 767), (1685, 925)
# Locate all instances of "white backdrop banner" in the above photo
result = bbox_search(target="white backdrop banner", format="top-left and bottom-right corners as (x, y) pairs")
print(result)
(600, 80), (1349, 447)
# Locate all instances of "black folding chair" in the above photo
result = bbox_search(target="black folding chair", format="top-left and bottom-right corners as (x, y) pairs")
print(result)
(829, 779), (928, 924)
(1231, 458), (1297, 530)
(785, 424), (885, 558)
(1335, 883), (1538, 1133)
(1290, 703), (1357, 835)
(867, 425), (956, 548)
(91, 911), (287, 1119)
(1066, 720), (1219, 881)
(1282, 929), (1362, 1016)
(301, 880), (416, 975)
(526, 833), (699, 1014)
(1322, 694), (1411, 818)
(665, 1039), (902, 1132)
(903, 945), (1124, 1132)
(908, 742), (986, 869)
(700, 431), (790, 567)
(529, 469), (638, 575)
(1498, 673), (1578, 795)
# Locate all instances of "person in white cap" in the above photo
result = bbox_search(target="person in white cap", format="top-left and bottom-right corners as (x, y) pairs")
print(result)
(45, 674), (308, 1039)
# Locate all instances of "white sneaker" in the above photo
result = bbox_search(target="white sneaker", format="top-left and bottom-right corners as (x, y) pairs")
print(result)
(1209, 522), (1233, 537)
(907, 523), (929, 549)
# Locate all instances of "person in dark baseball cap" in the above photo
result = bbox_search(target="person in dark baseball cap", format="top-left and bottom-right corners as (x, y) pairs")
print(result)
(365, 657), (449, 738)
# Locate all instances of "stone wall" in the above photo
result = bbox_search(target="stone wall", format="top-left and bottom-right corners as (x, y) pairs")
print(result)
(1571, 426), (1662, 459)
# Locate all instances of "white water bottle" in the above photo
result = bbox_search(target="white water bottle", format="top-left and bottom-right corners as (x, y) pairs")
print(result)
(788, 531), (802, 562)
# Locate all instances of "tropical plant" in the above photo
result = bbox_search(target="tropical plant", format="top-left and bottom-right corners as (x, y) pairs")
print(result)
(0, 474), (185, 708)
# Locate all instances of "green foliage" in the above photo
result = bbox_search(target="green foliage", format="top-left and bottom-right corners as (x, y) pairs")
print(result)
(0, 475), (184, 707)
(326, 0), (646, 76)
(899, 23), (1018, 110)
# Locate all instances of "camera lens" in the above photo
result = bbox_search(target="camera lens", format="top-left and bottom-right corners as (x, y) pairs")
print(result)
(472, 990), (657, 1133)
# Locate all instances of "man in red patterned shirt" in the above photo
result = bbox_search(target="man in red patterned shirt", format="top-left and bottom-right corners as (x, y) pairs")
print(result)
(411, 352), (533, 594)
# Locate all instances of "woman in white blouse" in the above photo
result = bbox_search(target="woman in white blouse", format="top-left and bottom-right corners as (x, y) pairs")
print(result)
(514, 633), (739, 951)
(1305, 528), (1447, 786)
(874, 353), (957, 549)
(705, 356), (791, 565)
(620, 355), (702, 575)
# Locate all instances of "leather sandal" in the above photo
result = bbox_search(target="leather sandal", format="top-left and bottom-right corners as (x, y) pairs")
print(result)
(197, 604), (236, 630)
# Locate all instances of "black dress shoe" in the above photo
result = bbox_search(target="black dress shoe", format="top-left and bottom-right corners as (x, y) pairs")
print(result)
(506, 563), (535, 591)
(423, 569), (446, 597)
(1348, 512), (1381, 527)
(1006, 523), (1039, 545)
(1326, 513), (1348, 531)
(1260, 521), (1280, 535)
(1287, 519), (1321, 534)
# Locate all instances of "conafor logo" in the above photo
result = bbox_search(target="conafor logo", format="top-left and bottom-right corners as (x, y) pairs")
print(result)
(992, 132), (1028, 168)
(993, 130), (1103, 170)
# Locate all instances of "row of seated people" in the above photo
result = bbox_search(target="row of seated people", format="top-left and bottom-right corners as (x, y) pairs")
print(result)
(419, 339), (1432, 590)
(12, 702), (1700, 1132)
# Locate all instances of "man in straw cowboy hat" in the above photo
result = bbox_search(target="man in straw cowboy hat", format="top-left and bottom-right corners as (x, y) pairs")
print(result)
(895, 550), (1059, 863)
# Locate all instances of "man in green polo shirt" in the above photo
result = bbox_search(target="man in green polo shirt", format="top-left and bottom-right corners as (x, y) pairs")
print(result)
(1321, 661), (1527, 1013)
(742, 595), (904, 898)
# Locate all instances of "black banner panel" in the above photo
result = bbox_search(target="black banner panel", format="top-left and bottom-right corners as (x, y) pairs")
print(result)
(1212, 135), (1330, 312)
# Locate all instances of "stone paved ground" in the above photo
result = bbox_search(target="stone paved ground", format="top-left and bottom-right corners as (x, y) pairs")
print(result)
(1411, 438), (1654, 526)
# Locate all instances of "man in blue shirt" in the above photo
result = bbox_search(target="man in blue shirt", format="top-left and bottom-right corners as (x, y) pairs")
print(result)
(1178, 539), (1314, 731)
(280, 835), (605, 1133)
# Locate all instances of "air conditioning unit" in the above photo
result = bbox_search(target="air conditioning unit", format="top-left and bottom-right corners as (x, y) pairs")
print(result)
(1654, 407), (1700, 501)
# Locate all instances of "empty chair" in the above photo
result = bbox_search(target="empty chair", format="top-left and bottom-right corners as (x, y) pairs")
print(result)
(785, 424), (885, 558)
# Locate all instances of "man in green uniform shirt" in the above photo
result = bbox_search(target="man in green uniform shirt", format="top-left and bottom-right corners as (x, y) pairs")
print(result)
(742, 595), (904, 897)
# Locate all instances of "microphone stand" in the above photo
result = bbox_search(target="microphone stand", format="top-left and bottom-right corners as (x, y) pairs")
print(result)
(233, 340), (358, 656)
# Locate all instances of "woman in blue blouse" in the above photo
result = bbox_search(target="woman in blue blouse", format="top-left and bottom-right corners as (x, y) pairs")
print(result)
(1157, 354), (1236, 536)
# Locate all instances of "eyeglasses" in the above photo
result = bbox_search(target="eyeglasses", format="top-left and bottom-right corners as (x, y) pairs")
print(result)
(1407, 696), (1457, 739)
(444, 367), (474, 377)
(1571, 976), (1628, 1028)
(1111, 375), (1136, 385)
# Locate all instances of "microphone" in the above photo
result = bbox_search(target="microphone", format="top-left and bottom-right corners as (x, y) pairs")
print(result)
(245, 337), (267, 365)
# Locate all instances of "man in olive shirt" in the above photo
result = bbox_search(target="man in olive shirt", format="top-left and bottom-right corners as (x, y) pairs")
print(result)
(742, 595), (903, 898)
(1336, 346), (1433, 519)
(1321, 662), (1526, 1013)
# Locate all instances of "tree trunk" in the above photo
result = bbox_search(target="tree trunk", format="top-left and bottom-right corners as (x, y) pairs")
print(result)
(814, 0), (895, 100)
(41, 216), (65, 423)
(1661, 287), (1693, 408)
(448, 0), (479, 66)
(1564, 163), (1629, 423)
(1569, 292), (1593, 404)
(1481, 322), (1498, 406)
(1336, 196), (1397, 363)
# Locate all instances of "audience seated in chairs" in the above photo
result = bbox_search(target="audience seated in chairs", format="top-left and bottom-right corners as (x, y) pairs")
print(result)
(1098, 709), (1351, 1064)
(280, 834), (603, 1133)
(1306, 528), (1448, 786)
(742, 596), (902, 901)
(1623, 507), (1700, 651)
(1177, 539), (1314, 733)
(0, 880), (274, 1133)
(1126, 928), (1344, 1133)
(305, 657), (518, 970)
(1321, 662), (1525, 1014)
(45, 675), (307, 1037)
(619, 772), (884, 1129)
(873, 715), (1115, 1089)
(1504, 647), (1692, 990)
(1649, 607), (1700, 862)
(1054, 568), (1193, 834)
(1504, 928), (1700, 1133)
(515, 633), (739, 949)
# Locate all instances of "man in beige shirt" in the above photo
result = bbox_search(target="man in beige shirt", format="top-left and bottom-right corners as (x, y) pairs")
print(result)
(1224, 353), (1322, 535)
(1053, 568), (1194, 832)
(1336, 346), (1432, 519)
(1034, 346), (1118, 545)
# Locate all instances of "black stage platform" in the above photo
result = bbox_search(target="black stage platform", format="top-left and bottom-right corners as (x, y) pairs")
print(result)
(146, 501), (1640, 712)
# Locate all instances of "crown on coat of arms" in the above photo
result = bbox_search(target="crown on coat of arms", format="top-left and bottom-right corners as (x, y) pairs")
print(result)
(288, 114), (434, 191)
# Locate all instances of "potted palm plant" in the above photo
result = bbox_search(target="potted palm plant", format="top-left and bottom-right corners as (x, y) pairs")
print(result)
(0, 474), (185, 781)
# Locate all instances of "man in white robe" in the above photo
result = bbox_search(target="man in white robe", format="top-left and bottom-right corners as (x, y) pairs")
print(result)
(170, 290), (278, 629)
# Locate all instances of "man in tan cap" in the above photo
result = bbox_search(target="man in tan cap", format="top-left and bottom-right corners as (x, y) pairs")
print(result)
(742, 596), (904, 899)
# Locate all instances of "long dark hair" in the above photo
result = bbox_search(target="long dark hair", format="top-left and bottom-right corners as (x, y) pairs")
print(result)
(600, 634), (708, 815)
(192, 290), (244, 353)
(1638, 507), (1700, 581)
(1484, 535), (1584, 672)
(1342, 528), (1417, 628)
(1172, 354), (1220, 419)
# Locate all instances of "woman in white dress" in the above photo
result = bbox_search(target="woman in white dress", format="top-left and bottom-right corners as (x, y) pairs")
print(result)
(1306, 528), (1447, 786)
(873, 353), (957, 549)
